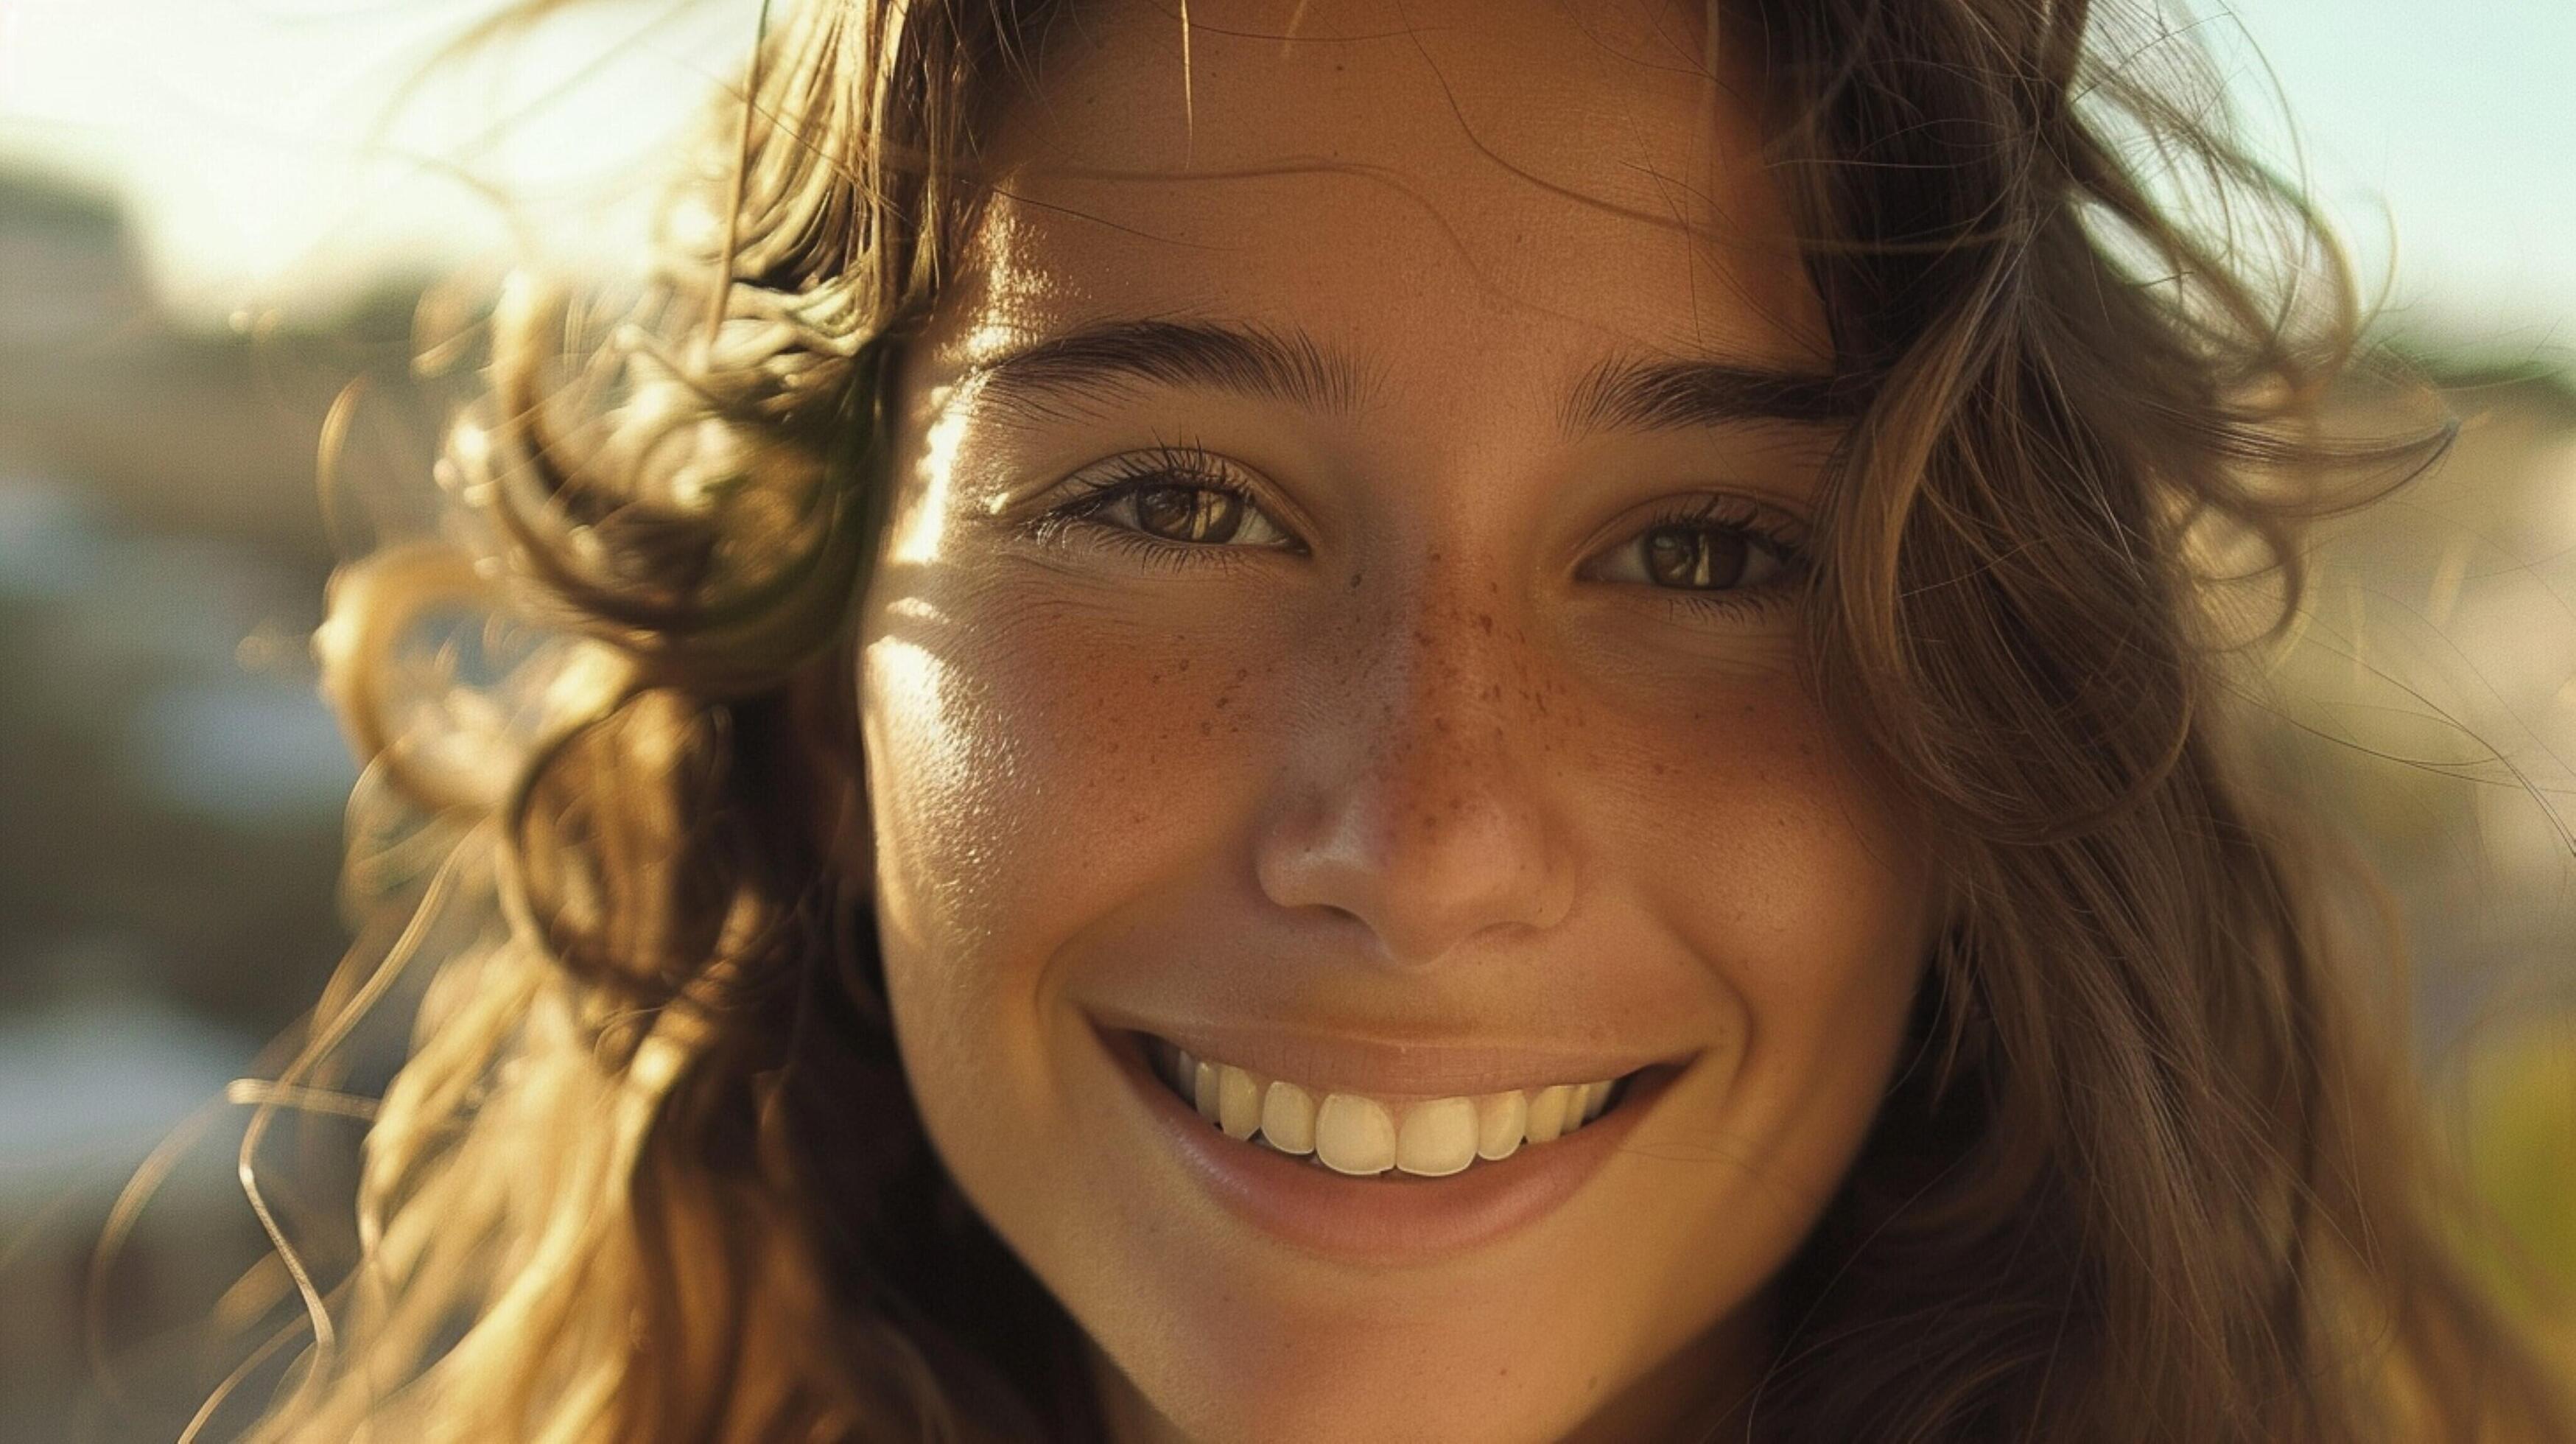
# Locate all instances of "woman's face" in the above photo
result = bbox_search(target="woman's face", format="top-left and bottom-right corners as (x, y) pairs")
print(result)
(857, 1), (1937, 1438)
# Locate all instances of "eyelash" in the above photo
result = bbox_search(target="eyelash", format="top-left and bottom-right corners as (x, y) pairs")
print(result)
(1615, 494), (1813, 623)
(1024, 445), (1296, 572)
(1025, 444), (1813, 617)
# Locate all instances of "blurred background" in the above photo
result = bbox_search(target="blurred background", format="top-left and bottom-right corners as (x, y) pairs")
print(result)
(0, 1), (2570, 1437)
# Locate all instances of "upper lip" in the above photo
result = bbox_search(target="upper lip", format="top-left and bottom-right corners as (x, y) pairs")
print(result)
(1087, 1005), (1698, 1100)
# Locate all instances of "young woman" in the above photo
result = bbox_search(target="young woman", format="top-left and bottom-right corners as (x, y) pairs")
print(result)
(247, 0), (2572, 1437)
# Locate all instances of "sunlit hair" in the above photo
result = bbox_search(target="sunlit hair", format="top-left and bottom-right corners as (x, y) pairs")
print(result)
(228, 0), (2575, 1437)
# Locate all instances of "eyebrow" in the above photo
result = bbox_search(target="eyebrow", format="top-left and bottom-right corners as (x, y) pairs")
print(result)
(955, 316), (1864, 433)
(958, 318), (1367, 418)
(1560, 354), (1867, 433)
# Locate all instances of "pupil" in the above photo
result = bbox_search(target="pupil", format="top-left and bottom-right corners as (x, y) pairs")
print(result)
(1644, 527), (1747, 589)
(1136, 485), (1242, 543)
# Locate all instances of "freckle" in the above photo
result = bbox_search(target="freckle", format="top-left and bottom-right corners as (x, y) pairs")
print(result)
(1474, 612), (1493, 634)
(1652, 761), (1666, 775)
(1198, 719), (1212, 737)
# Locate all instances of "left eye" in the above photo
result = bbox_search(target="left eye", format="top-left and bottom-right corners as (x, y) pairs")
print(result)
(1593, 522), (1797, 592)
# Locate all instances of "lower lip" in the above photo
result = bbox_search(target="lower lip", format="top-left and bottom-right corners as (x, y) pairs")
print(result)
(1096, 1024), (1682, 1267)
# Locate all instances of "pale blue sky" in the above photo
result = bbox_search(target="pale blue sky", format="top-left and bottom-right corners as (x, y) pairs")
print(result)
(2210, 0), (2575, 362)
(0, 0), (2569, 362)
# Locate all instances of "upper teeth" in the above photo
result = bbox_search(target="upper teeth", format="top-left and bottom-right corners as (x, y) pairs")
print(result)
(1154, 1040), (1623, 1178)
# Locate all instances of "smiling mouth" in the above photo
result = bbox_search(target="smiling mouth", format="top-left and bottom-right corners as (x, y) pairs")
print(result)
(1130, 1031), (1649, 1179)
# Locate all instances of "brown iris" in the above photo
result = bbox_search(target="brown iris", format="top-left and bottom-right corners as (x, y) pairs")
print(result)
(1642, 525), (1751, 589)
(1132, 485), (1247, 544)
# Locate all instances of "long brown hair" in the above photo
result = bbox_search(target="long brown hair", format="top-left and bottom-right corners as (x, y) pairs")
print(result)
(232, 0), (2575, 1437)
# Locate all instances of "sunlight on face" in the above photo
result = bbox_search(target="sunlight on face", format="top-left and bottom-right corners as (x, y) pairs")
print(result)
(857, 2), (1939, 1439)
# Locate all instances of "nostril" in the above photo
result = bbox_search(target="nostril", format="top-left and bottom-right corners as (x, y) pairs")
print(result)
(1307, 901), (1368, 933)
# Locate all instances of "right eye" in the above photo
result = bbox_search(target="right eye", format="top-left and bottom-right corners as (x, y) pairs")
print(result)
(1097, 479), (1294, 547)
(1043, 448), (1303, 554)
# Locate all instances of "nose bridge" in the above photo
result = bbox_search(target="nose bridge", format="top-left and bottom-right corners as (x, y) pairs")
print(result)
(1367, 567), (1526, 793)
(1254, 555), (1575, 966)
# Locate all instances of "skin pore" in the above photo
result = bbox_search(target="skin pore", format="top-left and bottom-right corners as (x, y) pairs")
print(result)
(854, 2), (1942, 1439)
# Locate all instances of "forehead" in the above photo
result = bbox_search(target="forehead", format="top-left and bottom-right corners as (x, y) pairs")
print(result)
(917, 0), (1825, 385)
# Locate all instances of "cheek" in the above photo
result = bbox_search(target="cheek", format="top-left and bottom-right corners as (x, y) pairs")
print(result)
(1632, 683), (1923, 975)
(859, 572), (1294, 1274)
(860, 592), (1266, 961)
(1588, 670), (1931, 1205)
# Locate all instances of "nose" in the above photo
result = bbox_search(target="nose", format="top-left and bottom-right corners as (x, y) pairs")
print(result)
(1253, 576), (1576, 967)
